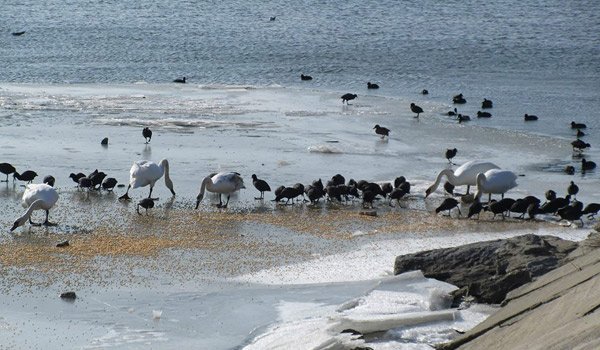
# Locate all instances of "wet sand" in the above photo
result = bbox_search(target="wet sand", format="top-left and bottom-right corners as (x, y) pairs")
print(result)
(0, 196), (590, 349)
(0, 196), (589, 292)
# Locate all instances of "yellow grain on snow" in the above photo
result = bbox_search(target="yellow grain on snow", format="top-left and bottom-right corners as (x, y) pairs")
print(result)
(0, 205), (549, 290)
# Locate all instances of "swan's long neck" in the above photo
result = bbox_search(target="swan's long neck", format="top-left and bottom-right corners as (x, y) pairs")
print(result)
(13, 199), (45, 230)
(427, 169), (455, 196)
(474, 173), (486, 200)
(201, 176), (217, 198)
(160, 159), (175, 195)
(195, 177), (212, 209)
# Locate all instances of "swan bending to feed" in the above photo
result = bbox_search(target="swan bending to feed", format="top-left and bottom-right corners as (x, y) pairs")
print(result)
(119, 159), (175, 200)
(425, 160), (500, 197)
(474, 169), (518, 202)
(11, 184), (59, 231)
(196, 172), (245, 208)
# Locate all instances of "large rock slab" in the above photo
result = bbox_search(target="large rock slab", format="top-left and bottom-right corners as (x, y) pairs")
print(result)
(394, 234), (578, 304)
(438, 245), (600, 350)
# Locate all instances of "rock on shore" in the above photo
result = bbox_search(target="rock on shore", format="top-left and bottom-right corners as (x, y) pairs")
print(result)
(438, 230), (600, 350)
(394, 234), (578, 305)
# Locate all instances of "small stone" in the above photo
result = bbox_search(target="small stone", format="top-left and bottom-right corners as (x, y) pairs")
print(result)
(359, 210), (377, 217)
(101, 137), (109, 145)
(60, 292), (76, 300)
(56, 240), (69, 248)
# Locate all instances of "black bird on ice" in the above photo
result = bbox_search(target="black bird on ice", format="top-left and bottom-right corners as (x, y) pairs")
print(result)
(410, 103), (423, 118)
(341, 93), (357, 104)
(373, 125), (390, 139)
(143, 127), (152, 144)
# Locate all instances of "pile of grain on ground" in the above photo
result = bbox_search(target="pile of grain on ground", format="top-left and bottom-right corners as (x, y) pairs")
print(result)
(0, 203), (553, 291)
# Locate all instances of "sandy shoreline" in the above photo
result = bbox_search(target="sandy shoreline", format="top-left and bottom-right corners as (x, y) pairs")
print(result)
(0, 200), (590, 291)
(0, 201), (591, 349)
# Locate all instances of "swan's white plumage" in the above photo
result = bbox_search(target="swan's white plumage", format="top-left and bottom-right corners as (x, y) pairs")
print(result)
(426, 160), (500, 196)
(121, 159), (175, 199)
(11, 184), (59, 231)
(129, 160), (165, 189)
(196, 172), (245, 208)
(474, 169), (518, 200)
(22, 184), (59, 210)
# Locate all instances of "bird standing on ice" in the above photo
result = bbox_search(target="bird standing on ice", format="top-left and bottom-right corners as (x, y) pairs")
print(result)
(13, 170), (38, 184)
(435, 198), (461, 217)
(119, 159), (175, 200)
(0, 163), (16, 182)
(474, 169), (518, 202)
(196, 172), (245, 208)
(426, 160), (500, 197)
(252, 174), (271, 200)
(11, 184), (59, 231)
(445, 148), (457, 164)
(142, 127), (152, 144)
(373, 125), (390, 139)
(410, 103), (424, 118)
(341, 93), (357, 104)
(137, 198), (155, 215)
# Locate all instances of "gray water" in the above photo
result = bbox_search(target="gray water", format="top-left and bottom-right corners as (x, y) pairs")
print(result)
(3, 0), (600, 138)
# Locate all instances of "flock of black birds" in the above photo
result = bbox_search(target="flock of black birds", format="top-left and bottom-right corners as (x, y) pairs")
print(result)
(569, 122), (596, 175)
(251, 161), (599, 227)
(434, 180), (600, 226)
(252, 172), (412, 210)
(67, 170), (118, 193)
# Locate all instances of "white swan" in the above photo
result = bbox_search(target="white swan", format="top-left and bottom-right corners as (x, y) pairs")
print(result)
(119, 159), (175, 200)
(425, 160), (500, 197)
(474, 169), (518, 202)
(196, 172), (245, 208)
(11, 184), (59, 231)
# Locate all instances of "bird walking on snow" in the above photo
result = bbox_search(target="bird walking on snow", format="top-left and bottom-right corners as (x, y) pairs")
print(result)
(137, 198), (155, 215)
(373, 124), (390, 139)
(567, 181), (579, 200)
(435, 198), (461, 217)
(143, 127), (152, 144)
(341, 93), (357, 104)
(410, 103), (423, 118)
(252, 174), (271, 200)
(445, 148), (457, 164)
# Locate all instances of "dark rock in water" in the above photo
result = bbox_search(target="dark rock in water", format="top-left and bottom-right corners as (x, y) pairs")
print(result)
(394, 234), (577, 305)
(341, 329), (364, 340)
(56, 240), (69, 248)
(60, 291), (77, 300)
(101, 137), (108, 145)
(341, 329), (362, 335)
